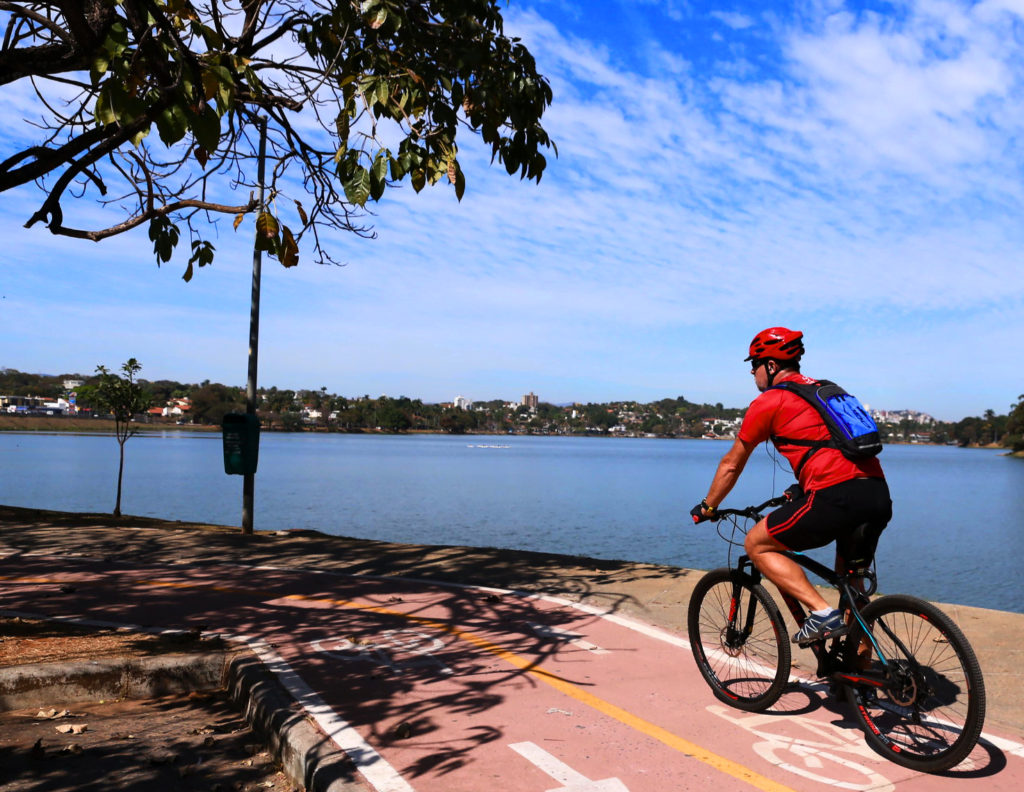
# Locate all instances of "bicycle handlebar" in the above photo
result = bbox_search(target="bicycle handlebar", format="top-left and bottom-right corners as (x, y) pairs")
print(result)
(710, 495), (789, 521)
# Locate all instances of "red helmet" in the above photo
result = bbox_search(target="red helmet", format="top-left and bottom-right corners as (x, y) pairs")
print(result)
(745, 327), (804, 362)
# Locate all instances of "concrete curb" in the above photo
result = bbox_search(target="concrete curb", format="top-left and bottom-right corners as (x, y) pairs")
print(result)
(0, 651), (367, 792)
(227, 653), (367, 792)
(0, 652), (228, 710)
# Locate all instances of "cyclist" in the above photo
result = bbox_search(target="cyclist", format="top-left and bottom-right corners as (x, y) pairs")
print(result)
(691, 327), (892, 645)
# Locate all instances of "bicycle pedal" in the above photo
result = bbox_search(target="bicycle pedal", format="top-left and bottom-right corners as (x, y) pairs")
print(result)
(795, 625), (849, 647)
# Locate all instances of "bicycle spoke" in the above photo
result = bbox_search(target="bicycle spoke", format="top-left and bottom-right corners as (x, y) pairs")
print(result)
(849, 596), (984, 770)
(696, 580), (782, 700)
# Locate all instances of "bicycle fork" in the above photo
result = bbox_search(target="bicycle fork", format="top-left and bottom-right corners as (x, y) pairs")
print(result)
(725, 579), (760, 651)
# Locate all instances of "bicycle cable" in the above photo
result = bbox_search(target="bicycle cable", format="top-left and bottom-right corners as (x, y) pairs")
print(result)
(765, 439), (794, 497)
(718, 513), (750, 569)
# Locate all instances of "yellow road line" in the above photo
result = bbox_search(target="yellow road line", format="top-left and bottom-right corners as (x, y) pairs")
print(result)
(0, 573), (795, 792)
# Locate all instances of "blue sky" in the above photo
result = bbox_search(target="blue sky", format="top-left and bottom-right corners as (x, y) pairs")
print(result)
(2, 0), (1024, 420)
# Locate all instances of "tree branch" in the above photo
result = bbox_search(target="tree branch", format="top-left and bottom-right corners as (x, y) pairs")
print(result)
(48, 196), (260, 240)
(0, 2), (74, 45)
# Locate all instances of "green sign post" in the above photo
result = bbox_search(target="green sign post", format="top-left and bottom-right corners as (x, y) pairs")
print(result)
(222, 413), (260, 476)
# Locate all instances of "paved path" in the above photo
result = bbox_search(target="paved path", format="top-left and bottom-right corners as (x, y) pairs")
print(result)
(3, 553), (1023, 792)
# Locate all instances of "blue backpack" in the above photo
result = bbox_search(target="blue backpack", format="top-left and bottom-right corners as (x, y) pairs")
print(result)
(768, 379), (882, 476)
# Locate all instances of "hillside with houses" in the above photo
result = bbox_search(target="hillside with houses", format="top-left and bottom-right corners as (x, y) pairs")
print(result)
(1, 367), (1021, 451)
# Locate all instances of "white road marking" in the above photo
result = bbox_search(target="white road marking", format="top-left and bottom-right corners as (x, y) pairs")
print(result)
(0, 607), (415, 792)
(528, 621), (610, 655)
(509, 742), (630, 791)
(242, 637), (416, 792)
(312, 629), (454, 675)
(7, 555), (1024, 762)
(709, 705), (895, 791)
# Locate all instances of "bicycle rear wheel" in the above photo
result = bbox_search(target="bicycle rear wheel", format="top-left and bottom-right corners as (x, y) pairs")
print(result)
(688, 567), (791, 711)
(843, 594), (986, 772)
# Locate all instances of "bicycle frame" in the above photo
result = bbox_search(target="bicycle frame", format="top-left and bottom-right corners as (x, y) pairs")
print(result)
(726, 550), (910, 691)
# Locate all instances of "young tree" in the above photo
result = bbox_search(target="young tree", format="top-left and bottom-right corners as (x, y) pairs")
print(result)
(1, 1), (555, 278)
(83, 359), (151, 517)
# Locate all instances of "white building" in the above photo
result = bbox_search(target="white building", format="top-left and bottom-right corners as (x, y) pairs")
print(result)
(453, 395), (473, 410)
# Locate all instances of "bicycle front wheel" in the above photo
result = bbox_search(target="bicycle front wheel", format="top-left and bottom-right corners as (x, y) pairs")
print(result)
(843, 594), (986, 772)
(688, 567), (791, 711)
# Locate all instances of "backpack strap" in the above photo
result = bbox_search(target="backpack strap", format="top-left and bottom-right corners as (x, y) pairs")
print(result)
(766, 379), (836, 478)
(769, 435), (836, 477)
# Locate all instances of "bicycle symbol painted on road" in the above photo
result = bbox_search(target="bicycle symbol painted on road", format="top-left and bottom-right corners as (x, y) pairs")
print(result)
(707, 704), (903, 791)
(311, 629), (454, 676)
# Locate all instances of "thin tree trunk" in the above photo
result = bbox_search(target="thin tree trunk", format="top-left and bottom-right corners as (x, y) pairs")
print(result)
(114, 436), (125, 517)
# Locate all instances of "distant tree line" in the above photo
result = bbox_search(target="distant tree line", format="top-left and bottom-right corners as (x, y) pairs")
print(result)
(2, 368), (1022, 450)
(875, 397), (1024, 451)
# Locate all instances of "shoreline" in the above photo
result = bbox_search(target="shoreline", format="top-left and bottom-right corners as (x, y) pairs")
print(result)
(2, 421), (1018, 454)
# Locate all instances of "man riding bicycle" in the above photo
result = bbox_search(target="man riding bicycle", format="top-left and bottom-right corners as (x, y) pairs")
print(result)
(691, 327), (892, 645)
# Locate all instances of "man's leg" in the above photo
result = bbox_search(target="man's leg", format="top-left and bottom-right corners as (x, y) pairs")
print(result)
(835, 551), (873, 669)
(745, 518), (829, 612)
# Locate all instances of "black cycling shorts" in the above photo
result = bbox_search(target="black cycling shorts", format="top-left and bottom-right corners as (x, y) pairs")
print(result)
(766, 477), (892, 562)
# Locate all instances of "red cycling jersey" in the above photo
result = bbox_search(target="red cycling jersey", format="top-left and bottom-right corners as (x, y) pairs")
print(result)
(738, 372), (885, 492)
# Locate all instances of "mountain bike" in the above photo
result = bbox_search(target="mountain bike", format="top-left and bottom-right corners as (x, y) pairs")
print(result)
(687, 495), (986, 773)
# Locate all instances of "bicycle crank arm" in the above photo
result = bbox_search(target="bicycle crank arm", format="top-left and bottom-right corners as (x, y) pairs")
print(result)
(832, 671), (887, 688)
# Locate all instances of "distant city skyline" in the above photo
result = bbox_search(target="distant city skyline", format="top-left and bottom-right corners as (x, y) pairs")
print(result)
(1, 366), (972, 423)
(3, 1), (1022, 423)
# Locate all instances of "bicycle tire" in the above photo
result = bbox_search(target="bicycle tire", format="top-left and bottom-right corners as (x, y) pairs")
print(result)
(842, 593), (986, 772)
(688, 567), (791, 712)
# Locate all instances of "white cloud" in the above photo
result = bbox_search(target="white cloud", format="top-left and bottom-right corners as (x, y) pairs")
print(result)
(710, 11), (756, 30)
(2, 1), (1023, 416)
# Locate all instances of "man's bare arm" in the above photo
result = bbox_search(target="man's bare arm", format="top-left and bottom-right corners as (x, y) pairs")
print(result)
(703, 437), (758, 511)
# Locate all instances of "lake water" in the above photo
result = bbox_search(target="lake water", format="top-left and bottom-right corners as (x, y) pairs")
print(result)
(1, 432), (1022, 613)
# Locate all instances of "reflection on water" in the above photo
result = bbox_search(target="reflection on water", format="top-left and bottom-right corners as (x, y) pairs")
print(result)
(1, 432), (1021, 612)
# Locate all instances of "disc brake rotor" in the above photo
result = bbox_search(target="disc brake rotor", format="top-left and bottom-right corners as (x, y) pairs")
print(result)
(719, 627), (744, 658)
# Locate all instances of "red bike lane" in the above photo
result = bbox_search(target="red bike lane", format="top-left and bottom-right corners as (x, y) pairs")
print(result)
(2, 554), (1022, 792)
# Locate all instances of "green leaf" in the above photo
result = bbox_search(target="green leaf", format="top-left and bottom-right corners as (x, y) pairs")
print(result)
(454, 162), (466, 202)
(343, 167), (371, 206)
(503, 150), (519, 176)
(370, 7), (388, 29)
(256, 211), (280, 239)
(148, 217), (180, 265)
(193, 22), (224, 50)
(369, 171), (385, 202)
(201, 70), (219, 102)
(411, 169), (426, 194)
(128, 125), (150, 148)
(369, 151), (388, 201)
(189, 104), (221, 154)
(103, 22), (129, 58)
(189, 239), (216, 273)
(201, 65), (234, 113)
(94, 89), (116, 127)
(92, 54), (110, 78)
(335, 111), (350, 142)
(155, 103), (188, 146)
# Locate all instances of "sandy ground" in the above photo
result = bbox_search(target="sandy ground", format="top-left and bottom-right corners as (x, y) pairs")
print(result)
(0, 692), (293, 792)
(0, 616), (231, 668)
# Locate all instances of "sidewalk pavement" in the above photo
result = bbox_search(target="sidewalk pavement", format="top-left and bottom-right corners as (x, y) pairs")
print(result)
(2, 504), (1022, 737)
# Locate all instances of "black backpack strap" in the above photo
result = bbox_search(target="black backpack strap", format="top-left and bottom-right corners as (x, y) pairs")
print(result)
(767, 379), (841, 478)
(771, 435), (834, 478)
